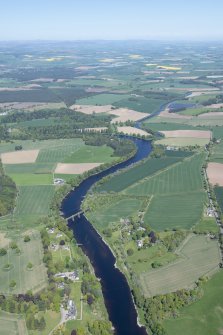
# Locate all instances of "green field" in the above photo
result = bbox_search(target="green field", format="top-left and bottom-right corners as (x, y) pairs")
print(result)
(9, 173), (53, 186)
(76, 93), (130, 105)
(143, 122), (197, 132)
(143, 192), (205, 230)
(114, 96), (166, 114)
(139, 234), (220, 297)
(126, 153), (204, 196)
(4, 162), (55, 175)
(64, 145), (115, 163)
(97, 155), (188, 193)
(14, 185), (55, 225)
(211, 141), (223, 163)
(155, 137), (210, 147)
(0, 311), (28, 335)
(195, 217), (219, 234)
(0, 231), (47, 294)
(215, 186), (223, 212)
(164, 270), (223, 335)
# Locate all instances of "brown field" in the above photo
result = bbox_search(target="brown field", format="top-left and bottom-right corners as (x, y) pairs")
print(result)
(109, 108), (148, 123)
(70, 104), (113, 114)
(1, 149), (39, 164)
(207, 163), (223, 186)
(198, 112), (223, 118)
(54, 163), (102, 174)
(166, 87), (219, 92)
(0, 84), (41, 91)
(85, 87), (108, 93)
(161, 130), (212, 139)
(117, 126), (150, 136)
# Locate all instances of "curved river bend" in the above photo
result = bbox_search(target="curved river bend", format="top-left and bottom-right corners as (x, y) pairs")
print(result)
(62, 137), (152, 335)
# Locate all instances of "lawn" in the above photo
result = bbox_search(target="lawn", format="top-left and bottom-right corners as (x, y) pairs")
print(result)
(9, 173), (53, 186)
(63, 145), (115, 163)
(0, 310), (28, 335)
(0, 231), (48, 294)
(14, 185), (55, 225)
(139, 234), (220, 297)
(164, 270), (223, 335)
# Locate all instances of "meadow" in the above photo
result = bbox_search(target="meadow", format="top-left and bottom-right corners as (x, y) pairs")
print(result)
(0, 311), (28, 335)
(63, 145), (114, 163)
(139, 234), (220, 297)
(76, 93), (130, 106)
(0, 231), (48, 294)
(164, 270), (223, 335)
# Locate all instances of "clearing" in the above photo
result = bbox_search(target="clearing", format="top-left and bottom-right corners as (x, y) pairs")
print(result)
(139, 234), (220, 297)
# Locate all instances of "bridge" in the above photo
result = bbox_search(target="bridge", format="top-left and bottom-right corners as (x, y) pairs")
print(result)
(66, 211), (83, 221)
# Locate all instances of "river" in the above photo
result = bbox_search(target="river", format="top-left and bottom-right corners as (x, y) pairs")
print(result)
(61, 137), (152, 335)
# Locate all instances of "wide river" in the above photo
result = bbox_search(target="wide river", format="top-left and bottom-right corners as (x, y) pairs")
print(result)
(62, 137), (152, 335)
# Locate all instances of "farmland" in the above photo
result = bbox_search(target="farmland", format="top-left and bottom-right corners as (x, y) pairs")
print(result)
(164, 270), (223, 335)
(0, 231), (47, 294)
(139, 234), (220, 297)
(215, 186), (223, 212)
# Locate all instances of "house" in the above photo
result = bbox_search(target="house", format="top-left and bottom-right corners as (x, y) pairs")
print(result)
(54, 178), (65, 185)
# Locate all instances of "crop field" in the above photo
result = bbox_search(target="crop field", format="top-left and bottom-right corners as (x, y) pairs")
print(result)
(143, 122), (197, 132)
(4, 162), (55, 175)
(97, 156), (187, 193)
(9, 173), (53, 186)
(143, 191), (205, 230)
(76, 93), (130, 105)
(114, 96), (167, 114)
(0, 231), (48, 294)
(126, 153), (204, 196)
(0, 311), (28, 335)
(14, 185), (55, 225)
(139, 234), (220, 297)
(164, 271), (223, 335)
(215, 186), (223, 212)
(88, 197), (143, 229)
(211, 141), (223, 163)
(36, 139), (84, 163)
(64, 145), (114, 163)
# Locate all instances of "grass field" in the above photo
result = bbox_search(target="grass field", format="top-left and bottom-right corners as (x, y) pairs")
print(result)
(14, 185), (55, 225)
(0, 231), (47, 294)
(88, 197), (143, 229)
(143, 192), (206, 230)
(0, 311), (28, 335)
(114, 96), (166, 114)
(9, 173), (53, 186)
(164, 270), (223, 335)
(97, 156), (187, 193)
(215, 186), (223, 212)
(195, 217), (219, 234)
(76, 93), (130, 105)
(139, 234), (220, 297)
(63, 145), (115, 163)
(4, 162), (55, 174)
(211, 141), (223, 163)
(126, 153), (205, 196)
(155, 137), (210, 147)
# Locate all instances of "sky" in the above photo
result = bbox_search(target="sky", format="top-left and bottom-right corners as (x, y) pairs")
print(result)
(1, 0), (223, 40)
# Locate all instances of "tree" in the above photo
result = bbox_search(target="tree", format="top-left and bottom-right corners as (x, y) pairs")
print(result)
(59, 239), (65, 246)
(24, 235), (31, 242)
(71, 330), (77, 335)
(127, 248), (134, 256)
(27, 262), (33, 270)
(0, 248), (7, 256)
(9, 280), (16, 288)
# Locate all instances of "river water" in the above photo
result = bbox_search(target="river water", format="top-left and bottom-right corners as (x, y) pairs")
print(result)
(62, 138), (152, 335)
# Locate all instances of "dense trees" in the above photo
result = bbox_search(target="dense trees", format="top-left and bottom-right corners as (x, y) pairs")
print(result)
(0, 161), (17, 216)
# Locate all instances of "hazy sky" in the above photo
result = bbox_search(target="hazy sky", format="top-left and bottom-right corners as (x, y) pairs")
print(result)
(1, 0), (223, 40)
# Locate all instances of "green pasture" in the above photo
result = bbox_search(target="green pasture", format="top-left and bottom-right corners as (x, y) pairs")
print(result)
(0, 231), (48, 294)
(140, 234), (220, 297)
(164, 270), (223, 335)
(64, 145), (115, 163)
(14, 185), (55, 225)
(0, 311), (28, 335)
(97, 156), (185, 193)
(195, 217), (219, 234)
(76, 93), (130, 105)
(126, 153), (205, 196)
(144, 192), (205, 230)
(155, 137), (210, 147)
(9, 173), (53, 186)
